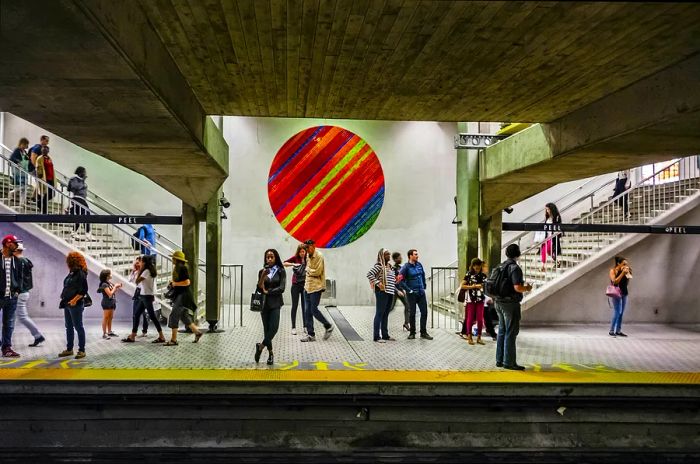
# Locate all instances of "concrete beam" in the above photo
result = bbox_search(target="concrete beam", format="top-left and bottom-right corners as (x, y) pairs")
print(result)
(0, 0), (228, 209)
(480, 54), (700, 216)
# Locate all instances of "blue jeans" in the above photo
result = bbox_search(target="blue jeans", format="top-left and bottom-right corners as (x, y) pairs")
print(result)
(407, 291), (428, 335)
(0, 296), (18, 350)
(495, 299), (521, 367)
(373, 290), (392, 341)
(610, 295), (628, 333)
(64, 302), (86, 352)
(303, 290), (331, 337)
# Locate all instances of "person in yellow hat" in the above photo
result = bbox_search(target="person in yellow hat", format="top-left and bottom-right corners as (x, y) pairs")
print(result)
(164, 251), (202, 345)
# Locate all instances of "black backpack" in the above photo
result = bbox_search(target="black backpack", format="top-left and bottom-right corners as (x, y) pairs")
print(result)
(20, 257), (33, 292)
(484, 261), (514, 299)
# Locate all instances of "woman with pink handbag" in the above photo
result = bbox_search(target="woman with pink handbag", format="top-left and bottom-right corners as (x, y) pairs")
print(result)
(608, 256), (632, 337)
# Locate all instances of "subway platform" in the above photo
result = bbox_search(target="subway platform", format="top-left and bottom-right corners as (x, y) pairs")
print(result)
(0, 305), (699, 383)
(1, 306), (698, 462)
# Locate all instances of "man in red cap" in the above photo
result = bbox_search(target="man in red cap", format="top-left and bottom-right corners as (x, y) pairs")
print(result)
(0, 234), (28, 357)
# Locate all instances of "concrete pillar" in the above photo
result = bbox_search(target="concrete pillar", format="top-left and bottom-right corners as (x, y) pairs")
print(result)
(456, 122), (480, 279)
(481, 213), (502, 272)
(181, 202), (200, 302)
(205, 188), (223, 331)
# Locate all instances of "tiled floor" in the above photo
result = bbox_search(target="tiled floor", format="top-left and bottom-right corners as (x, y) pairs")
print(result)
(3, 305), (699, 374)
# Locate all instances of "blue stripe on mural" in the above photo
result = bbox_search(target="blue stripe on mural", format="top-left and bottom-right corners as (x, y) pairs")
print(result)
(268, 126), (324, 184)
(327, 187), (384, 247)
(272, 131), (354, 216)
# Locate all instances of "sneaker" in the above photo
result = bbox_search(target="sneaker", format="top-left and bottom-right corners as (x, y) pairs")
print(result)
(102, 334), (110, 340)
(496, 362), (503, 368)
(407, 334), (416, 340)
(75, 351), (86, 359)
(108, 331), (118, 337)
(420, 333), (434, 340)
(300, 335), (316, 342)
(609, 331), (616, 337)
(29, 336), (45, 347)
(615, 332), (628, 337)
(504, 364), (525, 371)
(376, 339), (386, 344)
(58, 350), (74, 358)
(323, 325), (334, 340)
(2, 348), (20, 358)
(291, 328), (297, 336)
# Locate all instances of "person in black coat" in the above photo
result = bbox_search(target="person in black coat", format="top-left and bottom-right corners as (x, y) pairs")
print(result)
(254, 249), (286, 365)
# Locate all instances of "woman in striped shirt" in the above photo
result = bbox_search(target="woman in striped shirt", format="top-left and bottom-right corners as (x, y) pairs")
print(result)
(367, 248), (396, 343)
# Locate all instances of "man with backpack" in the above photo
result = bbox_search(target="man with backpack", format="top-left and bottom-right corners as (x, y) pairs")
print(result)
(133, 214), (157, 256)
(486, 244), (532, 371)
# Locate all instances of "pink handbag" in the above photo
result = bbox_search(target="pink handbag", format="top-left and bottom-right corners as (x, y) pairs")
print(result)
(605, 284), (622, 299)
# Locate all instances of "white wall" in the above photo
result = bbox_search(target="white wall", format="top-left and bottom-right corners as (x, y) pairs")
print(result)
(221, 117), (457, 305)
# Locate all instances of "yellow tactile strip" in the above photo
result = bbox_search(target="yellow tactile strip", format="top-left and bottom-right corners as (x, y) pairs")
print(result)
(0, 368), (698, 384)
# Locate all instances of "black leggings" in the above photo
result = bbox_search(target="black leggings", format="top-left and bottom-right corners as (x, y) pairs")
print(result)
(261, 306), (281, 351)
(290, 282), (305, 329)
(132, 295), (162, 334)
(70, 197), (91, 233)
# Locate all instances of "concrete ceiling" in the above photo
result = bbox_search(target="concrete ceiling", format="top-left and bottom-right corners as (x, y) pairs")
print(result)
(138, 0), (700, 122)
(0, 0), (228, 208)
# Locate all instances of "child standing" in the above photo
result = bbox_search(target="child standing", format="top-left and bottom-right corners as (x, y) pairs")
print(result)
(98, 269), (122, 339)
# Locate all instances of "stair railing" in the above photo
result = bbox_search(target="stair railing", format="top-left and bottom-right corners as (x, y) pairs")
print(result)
(0, 144), (177, 309)
(518, 155), (700, 295)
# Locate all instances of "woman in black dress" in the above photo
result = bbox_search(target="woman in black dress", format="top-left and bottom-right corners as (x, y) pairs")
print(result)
(255, 249), (286, 365)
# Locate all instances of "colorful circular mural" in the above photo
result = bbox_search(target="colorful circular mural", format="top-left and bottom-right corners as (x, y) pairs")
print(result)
(268, 126), (385, 248)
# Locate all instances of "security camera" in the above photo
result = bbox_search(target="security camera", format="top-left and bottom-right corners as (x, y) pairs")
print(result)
(503, 207), (514, 214)
(219, 193), (231, 209)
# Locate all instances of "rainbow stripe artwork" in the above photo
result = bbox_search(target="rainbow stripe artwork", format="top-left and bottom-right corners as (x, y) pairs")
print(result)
(268, 126), (385, 248)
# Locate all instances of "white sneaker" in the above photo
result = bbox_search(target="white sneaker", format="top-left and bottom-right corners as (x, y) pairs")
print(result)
(323, 325), (334, 340)
(376, 339), (386, 344)
(291, 328), (297, 335)
(300, 335), (316, 342)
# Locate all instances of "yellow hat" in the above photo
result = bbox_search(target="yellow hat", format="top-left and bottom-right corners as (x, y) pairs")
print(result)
(171, 250), (188, 263)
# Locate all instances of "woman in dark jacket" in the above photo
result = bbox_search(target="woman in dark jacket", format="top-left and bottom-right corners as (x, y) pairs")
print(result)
(254, 249), (286, 365)
(58, 252), (89, 359)
(68, 166), (92, 240)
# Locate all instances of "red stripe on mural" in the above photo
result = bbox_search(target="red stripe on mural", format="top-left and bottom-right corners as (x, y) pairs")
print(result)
(272, 135), (362, 221)
(268, 126), (328, 176)
(268, 131), (348, 211)
(302, 164), (384, 246)
(281, 143), (373, 234)
(290, 150), (382, 243)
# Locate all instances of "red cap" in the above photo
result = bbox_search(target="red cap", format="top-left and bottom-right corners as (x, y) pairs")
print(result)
(2, 235), (19, 247)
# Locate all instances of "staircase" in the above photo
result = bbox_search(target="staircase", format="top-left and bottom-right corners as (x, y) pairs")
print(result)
(429, 155), (700, 328)
(0, 143), (207, 318)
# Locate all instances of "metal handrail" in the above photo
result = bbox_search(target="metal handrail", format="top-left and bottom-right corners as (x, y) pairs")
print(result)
(0, 145), (156, 251)
(0, 142), (191, 259)
(519, 156), (692, 257)
(502, 174), (617, 248)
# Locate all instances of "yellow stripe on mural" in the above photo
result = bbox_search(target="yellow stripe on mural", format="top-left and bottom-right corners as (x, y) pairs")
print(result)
(0, 368), (698, 384)
(288, 146), (374, 235)
(280, 139), (366, 228)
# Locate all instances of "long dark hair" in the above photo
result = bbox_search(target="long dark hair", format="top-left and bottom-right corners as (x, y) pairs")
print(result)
(140, 255), (158, 278)
(545, 202), (561, 223)
(172, 260), (188, 280)
(264, 249), (283, 268)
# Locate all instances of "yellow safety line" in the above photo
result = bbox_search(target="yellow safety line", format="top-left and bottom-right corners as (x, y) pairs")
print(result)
(0, 369), (698, 384)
